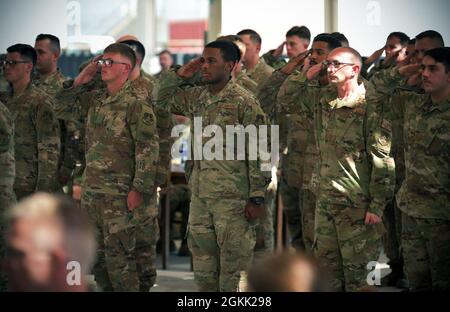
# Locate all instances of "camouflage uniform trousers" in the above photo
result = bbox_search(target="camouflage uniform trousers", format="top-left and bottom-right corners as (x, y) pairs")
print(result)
(299, 188), (316, 253)
(133, 195), (159, 292)
(81, 190), (140, 292)
(279, 178), (304, 251)
(188, 195), (256, 292)
(253, 189), (274, 259)
(382, 198), (403, 277)
(401, 213), (450, 291)
(314, 198), (383, 292)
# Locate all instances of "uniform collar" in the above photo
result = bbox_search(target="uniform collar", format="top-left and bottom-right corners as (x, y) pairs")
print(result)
(328, 82), (366, 109)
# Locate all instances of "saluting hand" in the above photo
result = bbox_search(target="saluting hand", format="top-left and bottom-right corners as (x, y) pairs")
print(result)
(177, 58), (203, 79)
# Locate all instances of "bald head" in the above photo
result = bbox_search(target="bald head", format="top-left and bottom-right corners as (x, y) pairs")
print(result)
(116, 34), (139, 43)
(328, 47), (362, 68)
(217, 35), (246, 62)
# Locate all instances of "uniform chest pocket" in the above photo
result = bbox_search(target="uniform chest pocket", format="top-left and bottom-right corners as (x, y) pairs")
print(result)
(213, 105), (239, 128)
(425, 127), (448, 156)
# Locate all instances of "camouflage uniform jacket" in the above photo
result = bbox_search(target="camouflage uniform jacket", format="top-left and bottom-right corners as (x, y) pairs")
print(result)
(156, 70), (270, 200)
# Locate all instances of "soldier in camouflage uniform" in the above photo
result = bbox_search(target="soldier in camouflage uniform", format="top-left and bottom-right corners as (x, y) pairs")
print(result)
(368, 47), (450, 291)
(217, 34), (273, 257)
(368, 30), (445, 287)
(0, 100), (15, 291)
(155, 50), (175, 80)
(32, 34), (70, 191)
(364, 32), (410, 80)
(0, 54), (9, 93)
(119, 38), (173, 291)
(1, 44), (60, 200)
(58, 43), (159, 292)
(259, 34), (342, 252)
(237, 29), (274, 86)
(281, 47), (395, 291)
(261, 26), (311, 70)
(156, 40), (270, 292)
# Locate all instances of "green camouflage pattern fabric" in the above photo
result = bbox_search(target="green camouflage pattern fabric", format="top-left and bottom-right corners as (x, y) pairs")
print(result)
(257, 70), (305, 250)
(401, 213), (450, 291)
(261, 51), (287, 70)
(368, 67), (450, 291)
(245, 59), (274, 86)
(156, 70), (270, 292)
(235, 71), (258, 94)
(0, 101), (15, 209)
(81, 190), (140, 291)
(276, 71), (321, 252)
(0, 101), (15, 291)
(32, 70), (67, 97)
(368, 66), (449, 220)
(82, 81), (159, 195)
(187, 195), (256, 292)
(130, 72), (174, 188)
(1, 84), (60, 198)
(33, 70), (73, 185)
(156, 70), (270, 200)
(280, 78), (395, 291)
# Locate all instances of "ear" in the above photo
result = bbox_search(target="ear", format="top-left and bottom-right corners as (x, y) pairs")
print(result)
(352, 64), (361, 75)
(225, 61), (235, 73)
(256, 44), (261, 54)
(26, 63), (33, 74)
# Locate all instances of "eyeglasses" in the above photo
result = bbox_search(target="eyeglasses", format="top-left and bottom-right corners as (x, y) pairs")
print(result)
(96, 59), (130, 67)
(323, 60), (355, 68)
(2, 59), (30, 67)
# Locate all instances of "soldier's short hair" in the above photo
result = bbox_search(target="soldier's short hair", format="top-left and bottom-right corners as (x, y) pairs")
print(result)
(237, 29), (262, 45)
(103, 43), (136, 69)
(313, 33), (342, 51)
(286, 26), (311, 42)
(35, 33), (61, 55)
(415, 30), (445, 47)
(330, 32), (349, 47)
(119, 39), (146, 64)
(387, 32), (410, 47)
(205, 40), (241, 64)
(424, 47), (450, 72)
(6, 44), (37, 66)
(217, 35), (246, 61)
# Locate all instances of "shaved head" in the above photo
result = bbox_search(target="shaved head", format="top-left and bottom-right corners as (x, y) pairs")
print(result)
(328, 47), (362, 68)
(116, 34), (139, 43)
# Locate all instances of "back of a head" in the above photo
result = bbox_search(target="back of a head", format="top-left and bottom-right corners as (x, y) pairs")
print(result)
(103, 43), (137, 69)
(247, 252), (323, 292)
(330, 32), (349, 47)
(286, 25), (311, 43)
(6, 44), (37, 66)
(216, 35), (246, 60)
(237, 29), (262, 45)
(205, 40), (241, 64)
(118, 39), (146, 65)
(35, 33), (61, 55)
(313, 33), (342, 51)
(416, 30), (445, 47)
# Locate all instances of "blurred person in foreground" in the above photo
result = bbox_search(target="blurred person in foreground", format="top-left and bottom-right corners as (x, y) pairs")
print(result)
(3, 193), (96, 292)
(247, 251), (326, 292)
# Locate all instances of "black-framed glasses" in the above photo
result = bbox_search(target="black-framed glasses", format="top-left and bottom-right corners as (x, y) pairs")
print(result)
(96, 58), (130, 67)
(323, 60), (355, 68)
(2, 59), (30, 67)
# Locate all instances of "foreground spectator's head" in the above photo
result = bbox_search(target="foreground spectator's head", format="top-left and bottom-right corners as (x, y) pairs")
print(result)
(247, 252), (325, 292)
(4, 193), (96, 292)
